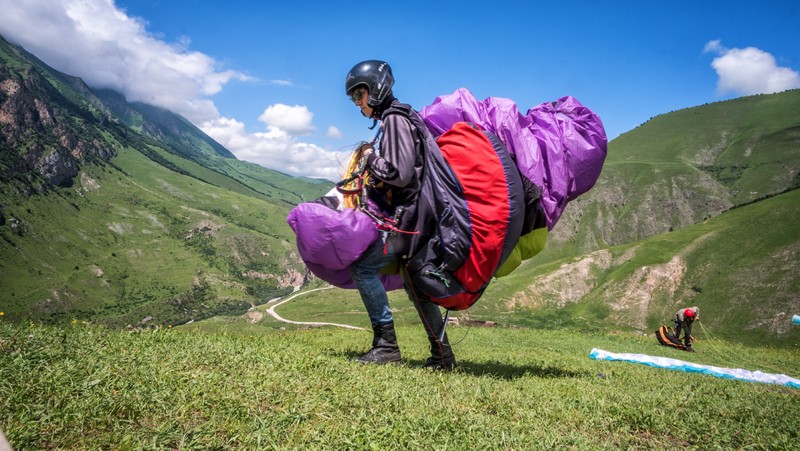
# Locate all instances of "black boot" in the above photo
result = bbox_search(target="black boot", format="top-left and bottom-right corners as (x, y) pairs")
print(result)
(424, 333), (456, 371)
(354, 322), (402, 364)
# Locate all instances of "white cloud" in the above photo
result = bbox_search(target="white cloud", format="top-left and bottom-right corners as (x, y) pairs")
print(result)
(0, 0), (349, 179)
(0, 0), (252, 124)
(258, 104), (315, 135)
(326, 126), (343, 139)
(704, 40), (800, 96)
(270, 79), (295, 86)
(703, 40), (723, 54)
(201, 117), (350, 180)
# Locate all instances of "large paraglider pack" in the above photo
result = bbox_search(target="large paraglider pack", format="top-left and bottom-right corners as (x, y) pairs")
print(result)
(385, 103), (528, 310)
(287, 88), (608, 311)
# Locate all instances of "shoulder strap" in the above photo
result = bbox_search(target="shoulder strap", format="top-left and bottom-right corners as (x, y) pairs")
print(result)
(382, 102), (433, 145)
(381, 102), (413, 120)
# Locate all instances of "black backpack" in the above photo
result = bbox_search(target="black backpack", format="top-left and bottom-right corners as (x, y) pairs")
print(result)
(384, 103), (527, 310)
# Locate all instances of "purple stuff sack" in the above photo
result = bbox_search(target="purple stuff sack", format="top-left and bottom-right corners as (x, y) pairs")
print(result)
(419, 88), (607, 230)
(287, 198), (404, 290)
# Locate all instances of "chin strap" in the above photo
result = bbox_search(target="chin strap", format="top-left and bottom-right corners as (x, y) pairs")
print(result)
(367, 95), (396, 130)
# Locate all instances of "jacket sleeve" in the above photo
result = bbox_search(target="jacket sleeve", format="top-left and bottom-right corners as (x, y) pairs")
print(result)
(366, 114), (418, 188)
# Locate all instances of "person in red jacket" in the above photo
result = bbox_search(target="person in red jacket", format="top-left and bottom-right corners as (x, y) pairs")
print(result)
(674, 307), (700, 351)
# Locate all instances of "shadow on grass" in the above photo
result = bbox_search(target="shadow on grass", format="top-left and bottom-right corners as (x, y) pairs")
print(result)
(338, 350), (587, 380)
(436, 359), (589, 380)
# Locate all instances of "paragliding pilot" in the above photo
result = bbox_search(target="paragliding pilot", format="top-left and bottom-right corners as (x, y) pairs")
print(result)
(344, 60), (456, 370)
(674, 307), (699, 351)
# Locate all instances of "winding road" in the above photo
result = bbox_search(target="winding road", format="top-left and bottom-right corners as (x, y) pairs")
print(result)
(264, 286), (364, 330)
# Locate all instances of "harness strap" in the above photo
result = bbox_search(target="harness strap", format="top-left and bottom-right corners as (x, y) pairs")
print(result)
(361, 208), (419, 236)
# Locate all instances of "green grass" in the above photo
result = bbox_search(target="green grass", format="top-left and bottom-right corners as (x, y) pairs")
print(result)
(1, 321), (798, 449)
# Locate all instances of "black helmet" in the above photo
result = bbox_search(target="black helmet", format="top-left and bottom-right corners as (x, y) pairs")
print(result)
(345, 60), (394, 107)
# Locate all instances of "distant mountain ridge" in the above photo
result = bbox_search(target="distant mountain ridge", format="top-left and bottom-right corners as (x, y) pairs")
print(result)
(0, 33), (325, 201)
(92, 88), (236, 160)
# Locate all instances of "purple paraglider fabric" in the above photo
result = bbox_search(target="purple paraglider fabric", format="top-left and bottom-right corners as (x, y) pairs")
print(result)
(287, 200), (405, 291)
(419, 88), (607, 230)
(288, 88), (607, 290)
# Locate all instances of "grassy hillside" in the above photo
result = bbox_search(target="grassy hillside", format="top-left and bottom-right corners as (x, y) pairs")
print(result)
(0, 143), (324, 327)
(1, 322), (797, 449)
(142, 145), (329, 208)
(483, 188), (800, 346)
(93, 86), (331, 205)
(549, 90), (800, 254)
(1, 33), (331, 328)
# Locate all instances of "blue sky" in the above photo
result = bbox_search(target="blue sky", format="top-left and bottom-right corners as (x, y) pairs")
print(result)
(1, 0), (799, 180)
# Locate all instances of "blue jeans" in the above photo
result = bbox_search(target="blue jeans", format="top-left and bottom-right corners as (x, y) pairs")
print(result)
(350, 240), (397, 325)
(351, 239), (445, 338)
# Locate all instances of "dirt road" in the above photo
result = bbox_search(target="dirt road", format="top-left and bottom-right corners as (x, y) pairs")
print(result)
(264, 286), (364, 330)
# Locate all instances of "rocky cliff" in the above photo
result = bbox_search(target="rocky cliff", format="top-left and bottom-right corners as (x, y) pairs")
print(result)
(1, 53), (117, 188)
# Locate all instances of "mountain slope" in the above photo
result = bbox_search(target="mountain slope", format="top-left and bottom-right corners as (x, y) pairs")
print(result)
(93, 88), (235, 160)
(0, 33), (328, 204)
(93, 88), (329, 207)
(476, 92), (799, 345)
(0, 35), (120, 188)
(0, 33), (330, 327)
(478, 188), (800, 345)
(547, 90), (800, 256)
(1, 144), (312, 327)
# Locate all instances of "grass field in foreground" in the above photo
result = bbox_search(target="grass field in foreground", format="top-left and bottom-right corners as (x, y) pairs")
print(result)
(1, 321), (798, 449)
